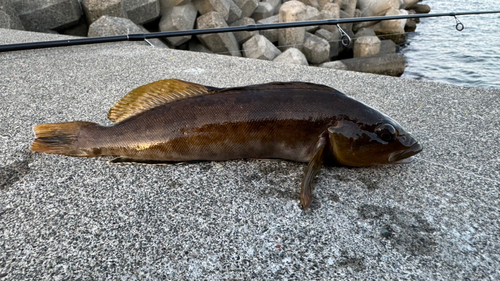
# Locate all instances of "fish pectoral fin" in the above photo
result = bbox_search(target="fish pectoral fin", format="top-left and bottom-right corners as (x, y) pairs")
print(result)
(108, 79), (211, 123)
(300, 134), (327, 210)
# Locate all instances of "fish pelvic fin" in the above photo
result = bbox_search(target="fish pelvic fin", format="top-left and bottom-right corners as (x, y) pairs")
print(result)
(300, 133), (327, 210)
(108, 79), (210, 123)
(31, 121), (97, 156)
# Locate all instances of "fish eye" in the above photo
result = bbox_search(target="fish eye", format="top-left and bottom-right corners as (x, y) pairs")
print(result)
(375, 124), (396, 142)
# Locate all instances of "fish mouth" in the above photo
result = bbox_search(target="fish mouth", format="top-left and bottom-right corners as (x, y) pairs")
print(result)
(389, 142), (423, 164)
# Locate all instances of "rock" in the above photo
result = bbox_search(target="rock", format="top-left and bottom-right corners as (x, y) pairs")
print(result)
(379, 39), (396, 54)
(355, 28), (376, 38)
(410, 3), (431, 14)
(319, 3), (339, 33)
(87, 15), (166, 47)
(303, 32), (330, 64)
(159, 3), (197, 46)
(353, 35), (380, 57)
(81, 0), (126, 25)
(319, 60), (347, 70)
(0, 0), (24, 30)
(370, 8), (407, 44)
(159, 0), (190, 14)
(61, 16), (88, 37)
(297, 0), (320, 10)
(338, 9), (352, 31)
(242, 34), (281, 60)
(192, 0), (231, 21)
(138, 25), (169, 48)
(317, 0), (333, 9)
(257, 15), (279, 43)
(0, 10), (9, 28)
(227, 0), (243, 24)
(319, 53), (406, 76)
(233, 0), (258, 18)
(273, 47), (309, 65)
(354, 8), (361, 17)
(12, 0), (82, 31)
(405, 18), (417, 32)
(251, 1), (274, 22)
(278, 1), (307, 51)
(87, 15), (142, 37)
(188, 37), (214, 53)
(196, 11), (241, 56)
(315, 28), (340, 58)
(304, 6), (320, 33)
(357, 0), (400, 17)
(399, 0), (419, 9)
(340, 0), (356, 17)
(267, 0), (281, 14)
(123, 0), (160, 25)
(230, 17), (258, 44)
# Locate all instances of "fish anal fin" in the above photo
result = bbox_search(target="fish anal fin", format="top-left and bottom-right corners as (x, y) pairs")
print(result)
(107, 79), (209, 123)
(300, 133), (328, 210)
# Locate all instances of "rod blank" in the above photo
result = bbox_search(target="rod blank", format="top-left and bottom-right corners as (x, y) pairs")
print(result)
(0, 10), (499, 53)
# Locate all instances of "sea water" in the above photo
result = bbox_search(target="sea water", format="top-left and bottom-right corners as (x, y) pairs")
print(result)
(401, 0), (500, 89)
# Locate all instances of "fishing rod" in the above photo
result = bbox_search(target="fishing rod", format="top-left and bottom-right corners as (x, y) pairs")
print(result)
(0, 10), (499, 53)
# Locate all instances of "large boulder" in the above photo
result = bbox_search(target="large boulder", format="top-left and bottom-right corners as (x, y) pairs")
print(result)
(356, 0), (400, 17)
(0, 0), (24, 30)
(273, 47), (309, 65)
(12, 0), (82, 31)
(370, 8), (407, 43)
(159, 0), (190, 14)
(159, 3), (197, 46)
(304, 5), (320, 33)
(319, 3), (339, 33)
(251, 1), (274, 22)
(399, 0), (419, 9)
(0, 10), (9, 28)
(123, 0), (160, 25)
(315, 28), (340, 58)
(340, 0), (356, 17)
(242, 34), (281, 60)
(196, 11), (241, 56)
(302, 32), (330, 64)
(257, 15), (279, 43)
(320, 53), (406, 76)
(192, 0), (231, 21)
(81, 0), (126, 25)
(87, 15), (167, 48)
(353, 35), (380, 58)
(233, 0), (258, 18)
(227, 0), (243, 23)
(230, 17), (258, 44)
(278, 0), (307, 51)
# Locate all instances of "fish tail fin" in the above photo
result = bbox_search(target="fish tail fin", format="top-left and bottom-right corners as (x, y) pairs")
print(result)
(31, 121), (97, 156)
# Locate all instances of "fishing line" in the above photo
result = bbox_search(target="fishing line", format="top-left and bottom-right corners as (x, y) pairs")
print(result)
(415, 157), (500, 185)
(0, 10), (499, 52)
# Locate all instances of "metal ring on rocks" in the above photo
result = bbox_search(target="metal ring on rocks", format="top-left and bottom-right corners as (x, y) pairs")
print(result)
(336, 24), (352, 47)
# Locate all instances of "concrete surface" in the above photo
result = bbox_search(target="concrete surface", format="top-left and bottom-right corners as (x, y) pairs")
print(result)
(0, 28), (499, 280)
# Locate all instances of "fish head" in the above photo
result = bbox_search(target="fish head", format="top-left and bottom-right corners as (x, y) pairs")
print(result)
(327, 117), (422, 167)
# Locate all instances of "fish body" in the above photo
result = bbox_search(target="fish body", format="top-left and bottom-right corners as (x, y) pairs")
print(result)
(31, 79), (422, 209)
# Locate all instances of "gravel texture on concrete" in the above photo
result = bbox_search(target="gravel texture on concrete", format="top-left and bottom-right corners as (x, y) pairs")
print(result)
(1, 28), (499, 280)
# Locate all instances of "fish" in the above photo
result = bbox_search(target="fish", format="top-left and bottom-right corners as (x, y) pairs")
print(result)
(31, 79), (422, 209)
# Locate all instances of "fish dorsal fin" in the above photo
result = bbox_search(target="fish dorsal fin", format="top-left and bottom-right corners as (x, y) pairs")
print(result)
(108, 79), (209, 123)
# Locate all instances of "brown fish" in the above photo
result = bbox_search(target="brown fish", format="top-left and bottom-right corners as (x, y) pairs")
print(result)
(31, 79), (422, 209)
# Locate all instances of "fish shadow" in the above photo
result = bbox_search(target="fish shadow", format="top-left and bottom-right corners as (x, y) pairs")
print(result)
(0, 150), (33, 190)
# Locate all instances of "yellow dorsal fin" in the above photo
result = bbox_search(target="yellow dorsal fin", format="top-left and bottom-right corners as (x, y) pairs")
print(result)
(107, 79), (209, 123)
